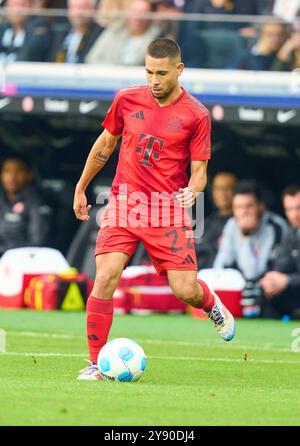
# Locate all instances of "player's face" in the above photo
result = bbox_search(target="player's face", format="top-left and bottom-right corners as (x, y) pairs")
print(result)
(127, 0), (152, 35)
(233, 194), (265, 235)
(145, 55), (184, 102)
(1, 160), (31, 196)
(6, 0), (30, 27)
(212, 173), (237, 213)
(261, 23), (288, 52)
(283, 193), (300, 229)
(68, 0), (94, 28)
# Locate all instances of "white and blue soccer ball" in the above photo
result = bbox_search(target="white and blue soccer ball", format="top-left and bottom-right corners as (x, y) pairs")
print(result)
(97, 338), (146, 382)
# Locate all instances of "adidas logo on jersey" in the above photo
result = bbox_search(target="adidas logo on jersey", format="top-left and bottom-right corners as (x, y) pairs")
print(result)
(181, 255), (195, 265)
(131, 110), (145, 120)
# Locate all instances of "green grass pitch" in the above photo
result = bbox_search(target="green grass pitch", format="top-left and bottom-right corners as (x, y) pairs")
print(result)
(0, 310), (300, 426)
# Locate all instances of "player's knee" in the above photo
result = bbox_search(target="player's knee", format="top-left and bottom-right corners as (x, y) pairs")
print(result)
(94, 271), (119, 290)
(172, 281), (199, 305)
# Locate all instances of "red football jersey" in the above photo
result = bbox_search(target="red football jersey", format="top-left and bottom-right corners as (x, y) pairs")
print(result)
(101, 85), (211, 226)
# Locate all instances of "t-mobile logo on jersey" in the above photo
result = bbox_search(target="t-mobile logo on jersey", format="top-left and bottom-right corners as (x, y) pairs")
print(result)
(136, 133), (165, 166)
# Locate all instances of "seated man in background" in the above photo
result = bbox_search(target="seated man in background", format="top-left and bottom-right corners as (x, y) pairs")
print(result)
(183, 0), (266, 18)
(154, 1), (184, 40)
(260, 185), (300, 319)
(195, 171), (237, 269)
(271, 21), (300, 71)
(235, 19), (289, 70)
(85, 0), (162, 65)
(213, 180), (288, 316)
(96, 0), (134, 27)
(0, 0), (53, 62)
(52, 0), (103, 63)
(0, 154), (52, 257)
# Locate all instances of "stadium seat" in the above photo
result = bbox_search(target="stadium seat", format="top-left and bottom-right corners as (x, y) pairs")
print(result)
(177, 21), (207, 68)
(183, 28), (246, 69)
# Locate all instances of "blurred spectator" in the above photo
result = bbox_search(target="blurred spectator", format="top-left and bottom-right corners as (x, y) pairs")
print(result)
(154, 0), (184, 13)
(177, 0), (267, 68)
(195, 172), (237, 269)
(30, 0), (68, 9)
(0, 0), (53, 62)
(183, 0), (267, 15)
(260, 186), (300, 319)
(272, 21), (300, 70)
(30, 1), (69, 27)
(154, 0), (183, 39)
(51, 0), (103, 63)
(213, 180), (288, 281)
(85, 0), (162, 65)
(0, 154), (52, 257)
(31, 0), (50, 8)
(96, 0), (133, 27)
(31, 0), (68, 6)
(235, 19), (289, 70)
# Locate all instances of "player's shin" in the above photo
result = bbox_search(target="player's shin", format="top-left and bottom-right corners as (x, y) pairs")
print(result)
(86, 296), (114, 363)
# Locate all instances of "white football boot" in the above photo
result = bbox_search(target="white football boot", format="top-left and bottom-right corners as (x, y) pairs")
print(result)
(207, 291), (236, 342)
(77, 360), (103, 380)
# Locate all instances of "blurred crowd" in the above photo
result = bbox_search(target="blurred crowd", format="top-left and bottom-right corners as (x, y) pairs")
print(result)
(1, 153), (300, 319)
(0, 0), (299, 70)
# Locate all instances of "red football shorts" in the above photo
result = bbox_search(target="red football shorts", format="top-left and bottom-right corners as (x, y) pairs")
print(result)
(95, 224), (198, 275)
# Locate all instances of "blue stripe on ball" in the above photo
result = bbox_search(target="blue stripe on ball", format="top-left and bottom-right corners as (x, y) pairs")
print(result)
(118, 347), (134, 361)
(141, 357), (146, 372)
(99, 358), (110, 372)
(118, 371), (133, 382)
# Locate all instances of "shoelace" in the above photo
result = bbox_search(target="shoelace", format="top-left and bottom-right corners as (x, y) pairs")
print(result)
(80, 360), (99, 375)
(209, 306), (224, 326)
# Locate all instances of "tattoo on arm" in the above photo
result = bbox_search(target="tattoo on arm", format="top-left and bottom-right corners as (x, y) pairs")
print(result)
(93, 151), (109, 166)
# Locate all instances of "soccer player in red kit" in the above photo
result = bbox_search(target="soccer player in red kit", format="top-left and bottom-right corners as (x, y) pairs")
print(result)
(73, 38), (235, 380)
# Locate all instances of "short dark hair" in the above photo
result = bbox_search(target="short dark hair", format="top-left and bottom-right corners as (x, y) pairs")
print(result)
(233, 180), (264, 202)
(213, 171), (238, 181)
(147, 38), (181, 61)
(0, 152), (32, 171)
(281, 185), (300, 200)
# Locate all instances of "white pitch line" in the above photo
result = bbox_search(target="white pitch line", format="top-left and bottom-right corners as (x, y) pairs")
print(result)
(2, 352), (85, 357)
(4, 330), (292, 352)
(152, 355), (300, 365)
(1, 351), (300, 365)
(6, 331), (81, 340)
(139, 338), (292, 353)
(3, 330), (295, 353)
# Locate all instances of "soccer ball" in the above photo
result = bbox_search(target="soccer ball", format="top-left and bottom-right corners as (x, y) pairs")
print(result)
(97, 338), (146, 382)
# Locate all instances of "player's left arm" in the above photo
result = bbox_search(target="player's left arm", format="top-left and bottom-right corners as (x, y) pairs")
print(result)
(176, 160), (208, 208)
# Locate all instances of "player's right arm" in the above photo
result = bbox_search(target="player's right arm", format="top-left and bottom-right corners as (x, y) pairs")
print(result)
(73, 129), (121, 221)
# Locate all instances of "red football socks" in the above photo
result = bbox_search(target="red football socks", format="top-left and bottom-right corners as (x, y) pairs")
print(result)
(197, 279), (216, 312)
(86, 296), (114, 364)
